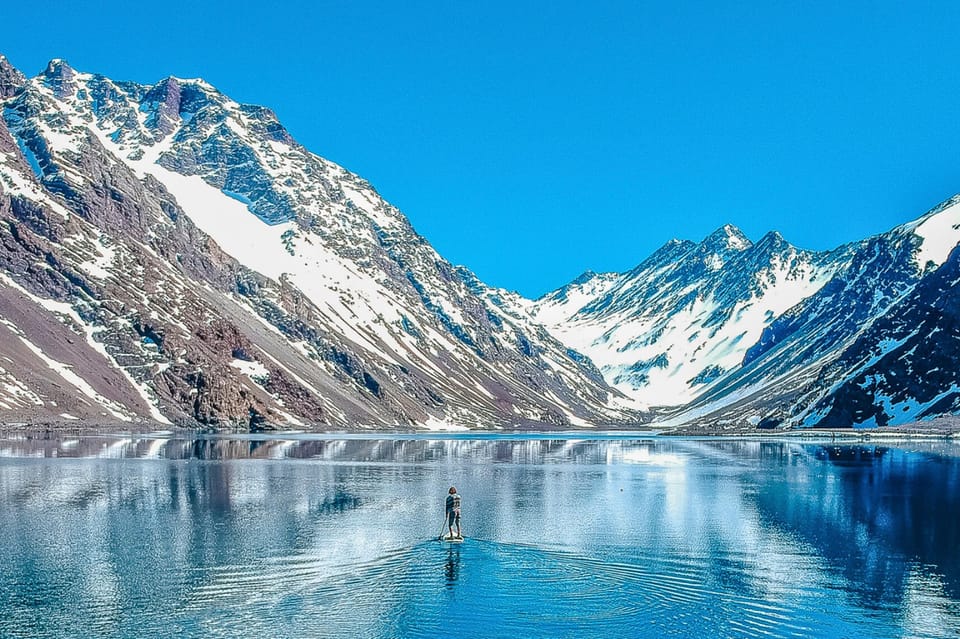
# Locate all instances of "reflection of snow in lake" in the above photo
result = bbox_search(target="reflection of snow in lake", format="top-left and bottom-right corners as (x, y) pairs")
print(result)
(0, 436), (958, 638)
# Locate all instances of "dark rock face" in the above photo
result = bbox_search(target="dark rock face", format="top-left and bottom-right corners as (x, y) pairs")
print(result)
(743, 232), (921, 370)
(3, 54), (957, 432)
(0, 56), (631, 430)
(534, 193), (960, 428)
(812, 244), (960, 427)
(0, 55), (26, 99)
(41, 59), (76, 100)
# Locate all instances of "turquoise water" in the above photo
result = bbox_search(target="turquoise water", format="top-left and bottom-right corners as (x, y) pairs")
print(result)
(1, 435), (958, 638)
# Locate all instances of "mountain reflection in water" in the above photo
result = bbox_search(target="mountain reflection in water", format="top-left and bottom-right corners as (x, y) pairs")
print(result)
(0, 434), (958, 638)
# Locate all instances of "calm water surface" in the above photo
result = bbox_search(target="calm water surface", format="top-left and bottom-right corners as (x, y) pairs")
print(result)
(1, 434), (959, 638)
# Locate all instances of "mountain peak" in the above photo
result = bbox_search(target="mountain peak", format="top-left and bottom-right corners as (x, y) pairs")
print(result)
(0, 56), (629, 430)
(141, 77), (186, 136)
(571, 270), (600, 285)
(41, 58), (77, 98)
(0, 54), (26, 99)
(702, 224), (751, 252)
(898, 192), (960, 272)
(619, 239), (695, 282)
(143, 76), (184, 105)
(168, 76), (218, 92)
(755, 229), (788, 248)
(42, 58), (74, 76)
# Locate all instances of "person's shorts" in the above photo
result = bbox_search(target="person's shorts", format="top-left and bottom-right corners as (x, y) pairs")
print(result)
(447, 509), (460, 526)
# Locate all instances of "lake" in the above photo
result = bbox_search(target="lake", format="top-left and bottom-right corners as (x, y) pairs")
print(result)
(1, 433), (958, 638)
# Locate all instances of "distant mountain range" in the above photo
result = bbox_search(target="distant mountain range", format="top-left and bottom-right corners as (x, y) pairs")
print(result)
(527, 197), (960, 430)
(1, 56), (957, 431)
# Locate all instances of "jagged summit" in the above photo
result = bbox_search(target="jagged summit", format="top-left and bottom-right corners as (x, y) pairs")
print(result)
(0, 54), (26, 99)
(43, 58), (72, 73)
(0, 57), (628, 430)
(2, 55), (960, 431)
(699, 223), (752, 257)
(41, 58), (76, 82)
(567, 269), (620, 287)
(625, 238), (695, 276)
(530, 190), (960, 428)
(165, 75), (217, 88)
(751, 230), (790, 252)
(572, 270), (599, 284)
(39, 58), (76, 99)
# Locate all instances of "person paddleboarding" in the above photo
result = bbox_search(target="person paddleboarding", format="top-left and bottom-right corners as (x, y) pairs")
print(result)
(444, 486), (462, 540)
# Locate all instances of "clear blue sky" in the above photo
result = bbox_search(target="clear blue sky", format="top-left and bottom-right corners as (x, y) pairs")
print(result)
(4, 1), (960, 297)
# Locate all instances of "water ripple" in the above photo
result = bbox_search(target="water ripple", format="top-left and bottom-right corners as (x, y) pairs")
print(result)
(164, 539), (840, 638)
(4, 439), (958, 638)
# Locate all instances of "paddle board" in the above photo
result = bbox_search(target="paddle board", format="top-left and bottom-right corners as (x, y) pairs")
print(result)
(440, 534), (464, 543)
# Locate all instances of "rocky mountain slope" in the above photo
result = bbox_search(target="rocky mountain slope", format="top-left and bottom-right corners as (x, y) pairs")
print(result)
(799, 241), (960, 428)
(530, 225), (853, 407)
(530, 197), (960, 429)
(0, 56), (630, 430)
(2, 54), (958, 432)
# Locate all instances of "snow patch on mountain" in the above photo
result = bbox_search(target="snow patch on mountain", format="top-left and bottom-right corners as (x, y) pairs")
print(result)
(906, 196), (960, 271)
(530, 226), (845, 407)
(0, 271), (172, 424)
(0, 57), (628, 429)
(7, 55), (960, 431)
(0, 366), (44, 410)
(0, 314), (131, 421)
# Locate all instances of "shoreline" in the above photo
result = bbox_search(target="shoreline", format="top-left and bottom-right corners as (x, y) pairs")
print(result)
(2, 416), (959, 443)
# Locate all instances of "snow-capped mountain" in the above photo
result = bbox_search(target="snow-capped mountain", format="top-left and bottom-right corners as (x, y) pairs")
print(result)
(2, 54), (959, 432)
(683, 197), (960, 430)
(804, 242), (960, 427)
(530, 224), (852, 407)
(0, 56), (629, 429)
(529, 197), (960, 428)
